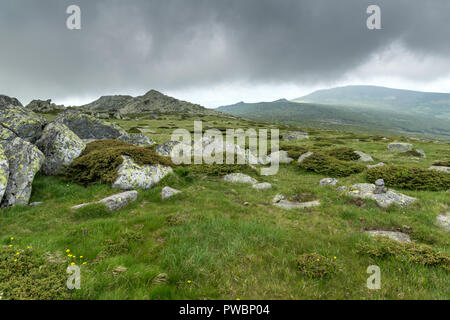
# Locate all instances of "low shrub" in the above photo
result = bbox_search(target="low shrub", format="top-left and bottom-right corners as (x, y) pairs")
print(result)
(397, 150), (424, 158)
(127, 126), (142, 134)
(296, 153), (365, 177)
(356, 238), (449, 270)
(366, 165), (450, 191)
(279, 144), (309, 159)
(296, 253), (339, 278)
(433, 159), (450, 167)
(66, 139), (173, 185)
(0, 245), (71, 300)
(326, 147), (359, 161)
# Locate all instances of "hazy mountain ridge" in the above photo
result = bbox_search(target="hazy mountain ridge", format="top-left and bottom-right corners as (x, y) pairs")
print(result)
(294, 85), (450, 119)
(217, 95), (450, 140)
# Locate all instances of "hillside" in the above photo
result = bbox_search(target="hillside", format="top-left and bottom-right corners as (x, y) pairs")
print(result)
(217, 98), (450, 141)
(294, 85), (450, 120)
(80, 90), (223, 117)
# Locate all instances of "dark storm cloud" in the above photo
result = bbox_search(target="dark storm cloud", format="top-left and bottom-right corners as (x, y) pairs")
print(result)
(0, 0), (449, 104)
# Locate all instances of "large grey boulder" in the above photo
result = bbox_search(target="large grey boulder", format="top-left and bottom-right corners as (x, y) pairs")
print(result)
(0, 104), (47, 143)
(282, 131), (309, 141)
(347, 183), (417, 208)
(388, 142), (413, 152)
(354, 151), (374, 162)
(54, 110), (128, 140)
(161, 186), (182, 200)
(0, 136), (44, 207)
(365, 230), (411, 243)
(0, 145), (9, 202)
(112, 156), (173, 190)
(222, 173), (258, 184)
(35, 122), (86, 175)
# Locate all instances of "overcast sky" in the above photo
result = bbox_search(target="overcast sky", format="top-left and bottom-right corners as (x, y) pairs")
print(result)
(1, 0), (449, 107)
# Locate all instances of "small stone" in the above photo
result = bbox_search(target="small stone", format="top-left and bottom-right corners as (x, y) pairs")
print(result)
(367, 162), (385, 169)
(243, 202), (249, 206)
(354, 151), (374, 162)
(337, 186), (348, 192)
(113, 266), (128, 273)
(320, 178), (338, 186)
(161, 186), (181, 200)
(252, 182), (272, 189)
(98, 191), (138, 211)
(415, 149), (426, 158)
(373, 179), (386, 194)
(297, 152), (314, 163)
(436, 213), (450, 232)
(222, 173), (258, 184)
(29, 202), (43, 207)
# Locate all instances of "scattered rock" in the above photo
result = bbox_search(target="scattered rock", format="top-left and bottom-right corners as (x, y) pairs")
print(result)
(337, 186), (348, 192)
(112, 156), (173, 190)
(272, 194), (320, 210)
(266, 150), (293, 164)
(118, 133), (154, 147)
(347, 183), (417, 208)
(113, 266), (128, 273)
(0, 136), (44, 207)
(436, 213), (449, 232)
(0, 104), (47, 143)
(71, 203), (93, 210)
(35, 122), (86, 175)
(297, 151), (314, 163)
(26, 99), (65, 113)
(365, 230), (411, 243)
(367, 162), (385, 169)
(429, 166), (450, 173)
(29, 201), (43, 207)
(97, 191), (138, 211)
(320, 178), (338, 186)
(252, 182), (272, 189)
(415, 149), (426, 158)
(388, 142), (413, 152)
(354, 151), (374, 162)
(282, 131), (309, 141)
(161, 186), (181, 200)
(222, 173), (258, 184)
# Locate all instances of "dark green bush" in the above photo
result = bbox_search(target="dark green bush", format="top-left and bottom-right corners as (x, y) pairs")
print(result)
(296, 153), (364, 177)
(279, 144), (309, 159)
(326, 147), (360, 161)
(296, 253), (339, 278)
(127, 126), (142, 134)
(433, 159), (450, 167)
(366, 165), (450, 191)
(66, 139), (173, 185)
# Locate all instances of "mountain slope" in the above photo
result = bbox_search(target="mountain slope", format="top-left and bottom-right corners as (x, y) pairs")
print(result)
(217, 99), (450, 140)
(80, 90), (223, 116)
(294, 85), (450, 120)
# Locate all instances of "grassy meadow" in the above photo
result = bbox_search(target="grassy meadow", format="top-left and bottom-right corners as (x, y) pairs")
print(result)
(0, 114), (449, 300)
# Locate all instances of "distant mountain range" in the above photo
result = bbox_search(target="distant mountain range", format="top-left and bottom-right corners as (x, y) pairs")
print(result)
(217, 86), (450, 140)
(80, 89), (223, 116)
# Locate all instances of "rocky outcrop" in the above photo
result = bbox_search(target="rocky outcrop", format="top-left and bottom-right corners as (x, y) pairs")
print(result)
(388, 142), (413, 152)
(26, 99), (65, 113)
(347, 183), (417, 208)
(112, 156), (173, 190)
(0, 104), (47, 143)
(161, 186), (181, 200)
(282, 131), (309, 141)
(54, 110), (128, 140)
(0, 95), (22, 107)
(0, 136), (44, 207)
(35, 122), (86, 175)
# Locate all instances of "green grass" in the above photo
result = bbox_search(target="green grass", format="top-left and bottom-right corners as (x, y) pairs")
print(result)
(1, 114), (449, 299)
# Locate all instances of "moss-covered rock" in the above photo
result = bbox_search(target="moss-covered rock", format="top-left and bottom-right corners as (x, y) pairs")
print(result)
(36, 122), (86, 175)
(0, 136), (44, 207)
(0, 104), (47, 143)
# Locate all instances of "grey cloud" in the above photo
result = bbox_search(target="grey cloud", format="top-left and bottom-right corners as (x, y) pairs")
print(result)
(0, 0), (449, 104)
